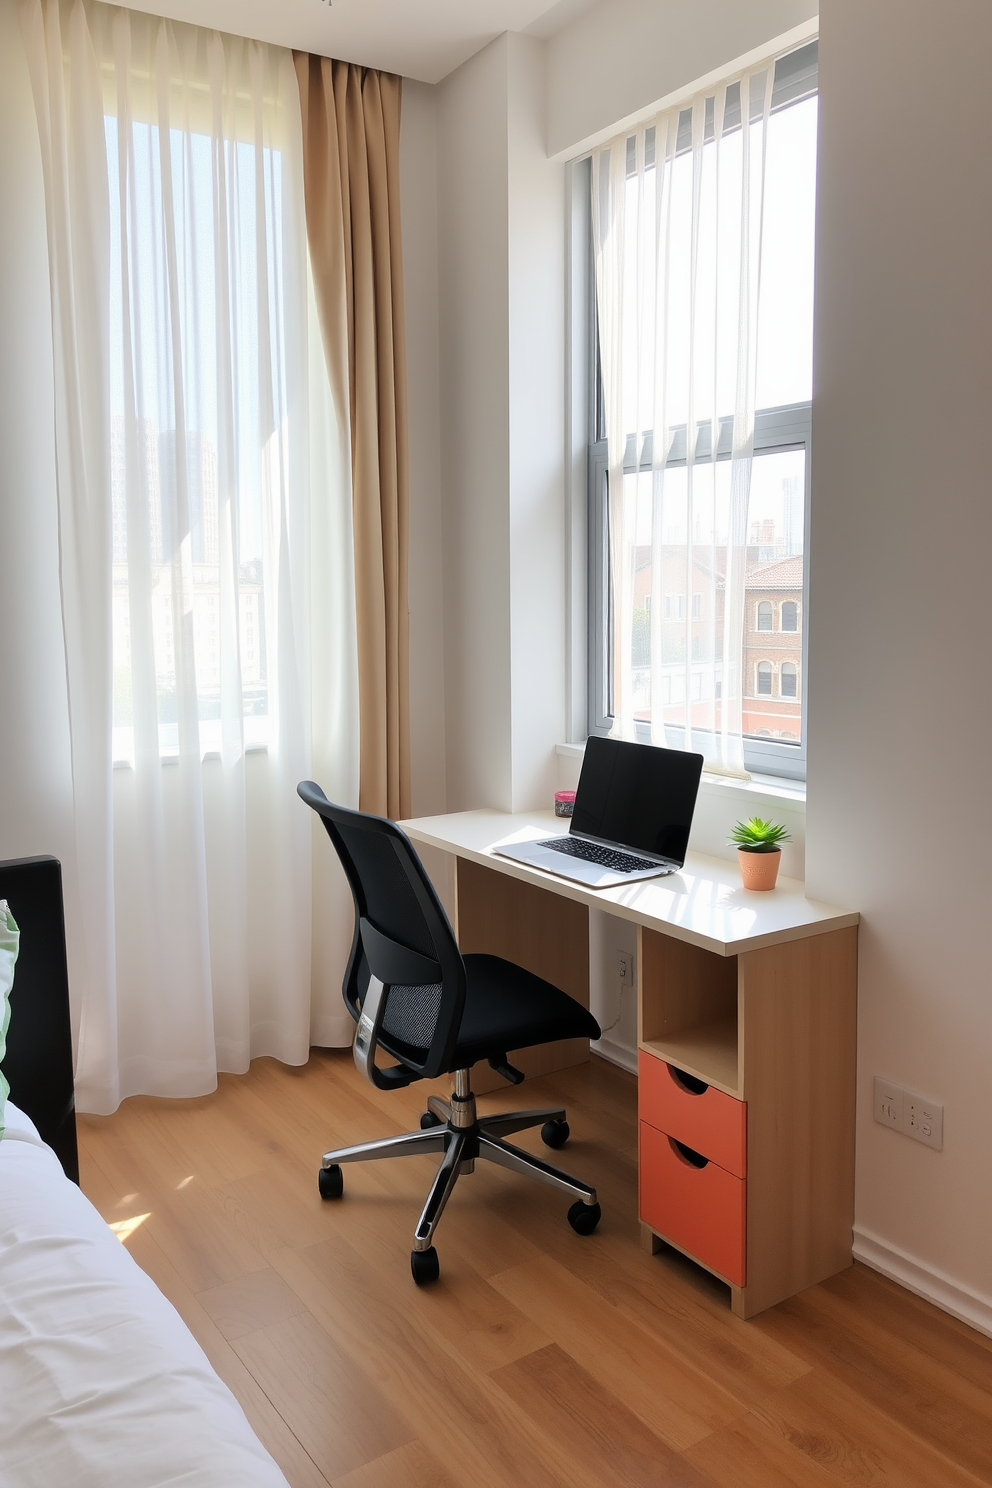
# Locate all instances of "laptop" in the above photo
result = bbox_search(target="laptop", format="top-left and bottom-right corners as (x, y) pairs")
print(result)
(494, 737), (704, 889)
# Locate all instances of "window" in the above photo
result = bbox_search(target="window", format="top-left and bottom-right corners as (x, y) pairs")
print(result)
(107, 109), (289, 760)
(586, 40), (815, 781)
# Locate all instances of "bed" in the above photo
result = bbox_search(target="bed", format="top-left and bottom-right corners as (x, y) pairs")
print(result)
(0, 856), (290, 1488)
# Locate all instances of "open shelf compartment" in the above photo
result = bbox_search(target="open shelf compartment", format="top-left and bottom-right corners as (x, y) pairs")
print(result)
(637, 928), (740, 1098)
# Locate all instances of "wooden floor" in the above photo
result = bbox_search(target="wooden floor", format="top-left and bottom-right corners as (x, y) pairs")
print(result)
(78, 1051), (992, 1488)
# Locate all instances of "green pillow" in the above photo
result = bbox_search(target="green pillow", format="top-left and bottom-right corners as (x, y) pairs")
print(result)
(0, 900), (19, 1141)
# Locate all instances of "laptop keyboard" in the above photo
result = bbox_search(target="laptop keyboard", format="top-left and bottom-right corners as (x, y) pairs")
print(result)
(536, 837), (662, 874)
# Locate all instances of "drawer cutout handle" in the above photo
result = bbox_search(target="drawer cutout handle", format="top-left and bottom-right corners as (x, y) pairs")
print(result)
(668, 1064), (709, 1097)
(668, 1136), (709, 1169)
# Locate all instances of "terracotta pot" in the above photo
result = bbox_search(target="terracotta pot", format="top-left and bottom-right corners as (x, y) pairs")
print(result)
(738, 847), (781, 891)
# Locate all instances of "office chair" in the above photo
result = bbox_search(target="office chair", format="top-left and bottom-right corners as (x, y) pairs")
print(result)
(299, 782), (603, 1284)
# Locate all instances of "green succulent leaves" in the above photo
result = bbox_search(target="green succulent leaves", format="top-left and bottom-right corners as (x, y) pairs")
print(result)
(728, 816), (792, 853)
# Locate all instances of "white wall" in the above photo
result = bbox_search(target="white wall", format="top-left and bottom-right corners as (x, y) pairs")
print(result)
(436, 37), (513, 812)
(435, 33), (567, 815)
(400, 80), (447, 818)
(807, 0), (992, 1330)
(0, 0), (74, 867)
(506, 33), (567, 812)
(545, 0), (817, 157)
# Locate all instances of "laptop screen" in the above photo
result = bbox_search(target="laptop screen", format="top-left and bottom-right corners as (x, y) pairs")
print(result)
(570, 738), (704, 865)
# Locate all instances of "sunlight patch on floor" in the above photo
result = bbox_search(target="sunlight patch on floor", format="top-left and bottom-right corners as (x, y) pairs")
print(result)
(109, 1212), (151, 1244)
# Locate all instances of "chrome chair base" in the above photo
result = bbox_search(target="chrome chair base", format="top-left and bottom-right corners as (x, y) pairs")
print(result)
(320, 1068), (598, 1254)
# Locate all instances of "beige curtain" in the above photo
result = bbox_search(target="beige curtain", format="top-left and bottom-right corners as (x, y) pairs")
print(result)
(294, 53), (410, 820)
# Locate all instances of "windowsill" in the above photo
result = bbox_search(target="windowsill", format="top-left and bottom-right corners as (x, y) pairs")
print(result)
(113, 742), (268, 769)
(112, 717), (270, 768)
(555, 741), (806, 808)
(700, 769), (805, 805)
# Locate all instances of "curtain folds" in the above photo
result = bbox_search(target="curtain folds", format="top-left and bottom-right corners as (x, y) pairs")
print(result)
(591, 71), (774, 777)
(20, 0), (117, 1102)
(21, 0), (360, 1112)
(294, 53), (411, 820)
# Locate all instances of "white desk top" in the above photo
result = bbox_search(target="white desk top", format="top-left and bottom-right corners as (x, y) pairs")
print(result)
(402, 809), (858, 958)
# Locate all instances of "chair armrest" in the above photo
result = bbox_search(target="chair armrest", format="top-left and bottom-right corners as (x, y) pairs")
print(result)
(353, 975), (416, 1091)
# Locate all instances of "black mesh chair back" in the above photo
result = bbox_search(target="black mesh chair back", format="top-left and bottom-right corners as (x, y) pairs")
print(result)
(298, 782), (466, 1084)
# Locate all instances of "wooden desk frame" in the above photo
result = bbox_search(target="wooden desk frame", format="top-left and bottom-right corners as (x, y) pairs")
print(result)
(404, 811), (859, 1320)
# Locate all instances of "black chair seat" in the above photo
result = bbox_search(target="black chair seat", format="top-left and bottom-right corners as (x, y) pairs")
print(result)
(452, 954), (600, 1070)
(376, 954), (599, 1072)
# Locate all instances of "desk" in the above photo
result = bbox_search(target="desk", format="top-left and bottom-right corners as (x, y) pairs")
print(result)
(403, 808), (859, 1319)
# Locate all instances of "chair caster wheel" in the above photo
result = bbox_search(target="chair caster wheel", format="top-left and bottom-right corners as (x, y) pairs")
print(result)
(567, 1200), (601, 1235)
(411, 1246), (440, 1285)
(318, 1164), (343, 1199)
(541, 1118), (570, 1149)
(420, 1111), (443, 1129)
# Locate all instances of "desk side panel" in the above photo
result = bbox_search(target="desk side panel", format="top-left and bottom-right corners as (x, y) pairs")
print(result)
(737, 925), (859, 1317)
(455, 858), (590, 1092)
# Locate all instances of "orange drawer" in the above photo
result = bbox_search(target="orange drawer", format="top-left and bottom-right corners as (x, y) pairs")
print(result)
(638, 1051), (746, 1178)
(639, 1120), (746, 1287)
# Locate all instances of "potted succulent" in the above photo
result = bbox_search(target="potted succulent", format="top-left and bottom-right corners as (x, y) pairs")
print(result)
(729, 817), (791, 891)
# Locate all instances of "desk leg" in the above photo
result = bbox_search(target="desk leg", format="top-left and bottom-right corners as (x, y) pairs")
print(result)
(640, 1222), (663, 1255)
(454, 857), (591, 1094)
(737, 925), (859, 1317)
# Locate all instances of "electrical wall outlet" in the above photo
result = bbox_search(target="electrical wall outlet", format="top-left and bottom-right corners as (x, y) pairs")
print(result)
(873, 1076), (903, 1130)
(874, 1076), (943, 1150)
(616, 950), (634, 989)
(906, 1095), (943, 1150)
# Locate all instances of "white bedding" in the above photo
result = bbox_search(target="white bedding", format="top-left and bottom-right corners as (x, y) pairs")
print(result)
(0, 1103), (289, 1487)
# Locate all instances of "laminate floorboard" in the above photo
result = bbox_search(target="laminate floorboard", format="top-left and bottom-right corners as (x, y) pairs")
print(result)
(77, 1050), (992, 1487)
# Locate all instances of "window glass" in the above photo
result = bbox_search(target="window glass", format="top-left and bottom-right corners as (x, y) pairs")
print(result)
(742, 446), (805, 747)
(607, 443), (807, 750)
(755, 96), (817, 408)
(107, 118), (282, 759)
(588, 51), (815, 779)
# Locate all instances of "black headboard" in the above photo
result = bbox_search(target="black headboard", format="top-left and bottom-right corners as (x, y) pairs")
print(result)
(0, 856), (79, 1183)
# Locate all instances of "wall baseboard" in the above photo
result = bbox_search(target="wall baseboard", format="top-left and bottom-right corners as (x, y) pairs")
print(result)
(854, 1225), (992, 1341)
(591, 1037), (637, 1075)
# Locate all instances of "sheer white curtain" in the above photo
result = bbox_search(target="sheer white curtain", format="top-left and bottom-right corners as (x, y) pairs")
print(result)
(591, 70), (773, 776)
(21, 0), (359, 1114)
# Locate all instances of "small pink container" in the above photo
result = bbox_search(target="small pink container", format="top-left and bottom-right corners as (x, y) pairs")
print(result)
(554, 790), (576, 818)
